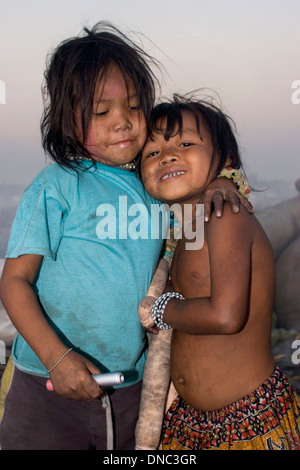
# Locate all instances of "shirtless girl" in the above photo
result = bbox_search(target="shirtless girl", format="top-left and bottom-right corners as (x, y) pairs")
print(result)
(140, 94), (300, 450)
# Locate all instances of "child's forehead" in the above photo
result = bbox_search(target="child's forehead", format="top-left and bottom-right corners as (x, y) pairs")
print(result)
(94, 64), (137, 100)
(152, 110), (207, 137)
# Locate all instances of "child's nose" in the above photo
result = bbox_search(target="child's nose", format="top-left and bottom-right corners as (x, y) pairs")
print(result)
(112, 110), (132, 132)
(160, 149), (179, 165)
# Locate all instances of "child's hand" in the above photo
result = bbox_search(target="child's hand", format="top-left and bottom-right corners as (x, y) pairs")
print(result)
(202, 177), (254, 222)
(48, 350), (102, 401)
(145, 324), (160, 335)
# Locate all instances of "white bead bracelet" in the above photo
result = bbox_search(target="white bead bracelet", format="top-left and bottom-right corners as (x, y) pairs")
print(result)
(152, 292), (185, 330)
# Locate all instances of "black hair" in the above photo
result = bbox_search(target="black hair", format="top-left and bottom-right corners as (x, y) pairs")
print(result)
(140, 93), (243, 180)
(40, 21), (159, 167)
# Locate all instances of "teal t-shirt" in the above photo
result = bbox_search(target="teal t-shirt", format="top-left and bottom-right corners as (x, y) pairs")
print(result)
(6, 161), (164, 386)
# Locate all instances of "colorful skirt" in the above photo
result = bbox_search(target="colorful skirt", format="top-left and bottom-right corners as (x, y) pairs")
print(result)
(161, 366), (300, 450)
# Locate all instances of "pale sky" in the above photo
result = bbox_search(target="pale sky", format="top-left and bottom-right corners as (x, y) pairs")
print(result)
(0, 0), (299, 189)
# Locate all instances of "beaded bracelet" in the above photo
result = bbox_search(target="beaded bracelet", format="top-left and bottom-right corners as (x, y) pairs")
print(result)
(217, 167), (251, 199)
(152, 292), (185, 330)
(47, 347), (73, 374)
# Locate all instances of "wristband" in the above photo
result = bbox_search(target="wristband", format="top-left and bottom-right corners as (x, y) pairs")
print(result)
(152, 292), (185, 330)
(47, 348), (73, 374)
(217, 167), (251, 199)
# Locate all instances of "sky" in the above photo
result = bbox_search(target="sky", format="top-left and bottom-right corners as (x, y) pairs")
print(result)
(0, 0), (299, 190)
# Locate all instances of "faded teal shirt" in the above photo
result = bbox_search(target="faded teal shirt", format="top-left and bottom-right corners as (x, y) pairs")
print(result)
(6, 161), (164, 386)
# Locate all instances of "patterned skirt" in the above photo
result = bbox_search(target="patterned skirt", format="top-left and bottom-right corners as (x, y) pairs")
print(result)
(161, 366), (300, 450)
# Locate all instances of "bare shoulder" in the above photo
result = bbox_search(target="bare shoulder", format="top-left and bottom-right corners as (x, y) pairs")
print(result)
(206, 202), (257, 241)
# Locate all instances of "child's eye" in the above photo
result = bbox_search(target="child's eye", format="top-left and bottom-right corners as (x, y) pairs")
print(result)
(144, 150), (159, 158)
(180, 142), (193, 147)
(129, 104), (141, 111)
(94, 110), (108, 117)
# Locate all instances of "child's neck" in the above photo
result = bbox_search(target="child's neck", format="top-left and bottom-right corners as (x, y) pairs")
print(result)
(113, 160), (136, 170)
(74, 156), (136, 171)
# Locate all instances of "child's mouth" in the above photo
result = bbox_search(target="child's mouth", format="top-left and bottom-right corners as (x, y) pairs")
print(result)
(161, 171), (186, 181)
(114, 139), (134, 148)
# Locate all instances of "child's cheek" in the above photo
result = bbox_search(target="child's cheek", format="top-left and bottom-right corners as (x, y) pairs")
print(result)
(143, 171), (157, 196)
(84, 127), (101, 149)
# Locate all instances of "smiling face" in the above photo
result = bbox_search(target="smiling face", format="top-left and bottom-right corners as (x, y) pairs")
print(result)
(141, 110), (220, 205)
(77, 63), (147, 166)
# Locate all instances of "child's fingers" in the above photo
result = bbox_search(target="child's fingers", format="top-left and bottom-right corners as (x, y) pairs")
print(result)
(48, 353), (102, 400)
(239, 196), (255, 213)
(226, 191), (255, 214)
(146, 325), (160, 335)
(225, 192), (241, 214)
(202, 195), (213, 222)
(62, 372), (102, 401)
(203, 191), (223, 221)
(85, 358), (101, 377)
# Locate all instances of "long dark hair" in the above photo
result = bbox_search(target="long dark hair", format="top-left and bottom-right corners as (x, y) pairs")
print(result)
(41, 21), (159, 167)
(141, 93), (243, 179)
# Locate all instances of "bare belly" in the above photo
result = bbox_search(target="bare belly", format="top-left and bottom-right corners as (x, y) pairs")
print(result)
(170, 330), (275, 411)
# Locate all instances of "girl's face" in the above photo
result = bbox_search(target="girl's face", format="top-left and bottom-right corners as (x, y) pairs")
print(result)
(141, 111), (219, 205)
(78, 64), (147, 166)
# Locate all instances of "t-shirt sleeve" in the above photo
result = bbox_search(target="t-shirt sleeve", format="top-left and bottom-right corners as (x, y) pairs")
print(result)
(5, 172), (67, 260)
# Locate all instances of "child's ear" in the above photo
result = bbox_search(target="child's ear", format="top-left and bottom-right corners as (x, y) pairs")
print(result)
(224, 157), (232, 167)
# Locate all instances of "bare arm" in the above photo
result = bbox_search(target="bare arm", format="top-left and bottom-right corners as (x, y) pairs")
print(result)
(164, 205), (253, 335)
(0, 255), (101, 400)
